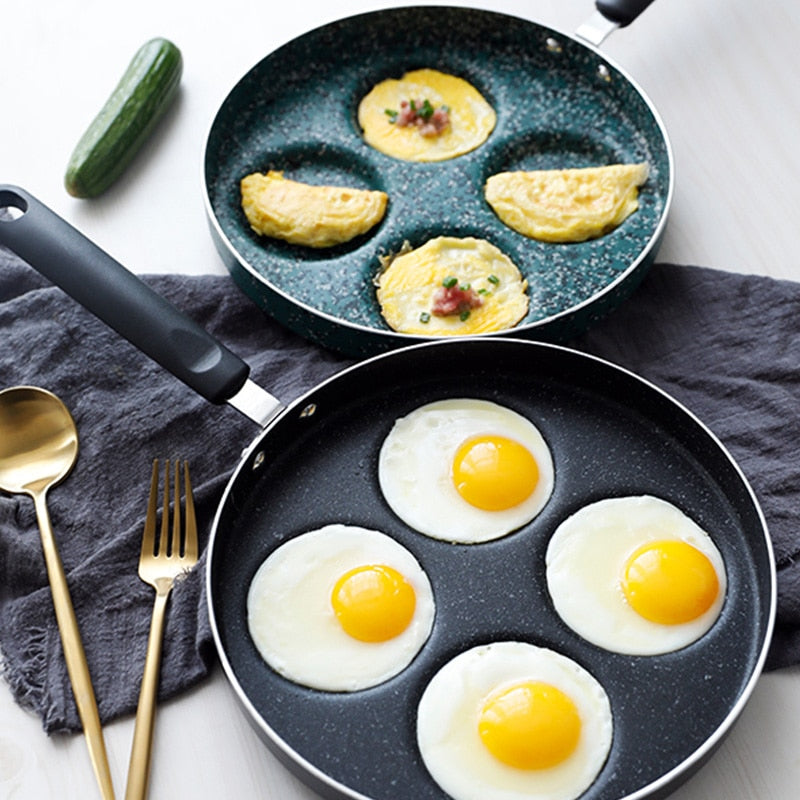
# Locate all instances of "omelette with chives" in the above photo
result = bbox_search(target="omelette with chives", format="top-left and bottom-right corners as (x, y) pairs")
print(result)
(376, 236), (528, 335)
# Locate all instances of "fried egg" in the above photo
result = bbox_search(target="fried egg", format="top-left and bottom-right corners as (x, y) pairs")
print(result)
(485, 162), (649, 242)
(546, 495), (726, 655)
(417, 642), (613, 800)
(240, 170), (388, 247)
(358, 68), (496, 162)
(376, 236), (529, 335)
(378, 399), (553, 543)
(247, 524), (435, 691)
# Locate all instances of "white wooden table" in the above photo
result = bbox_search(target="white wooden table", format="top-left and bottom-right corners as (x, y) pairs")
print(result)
(2, 1), (799, 798)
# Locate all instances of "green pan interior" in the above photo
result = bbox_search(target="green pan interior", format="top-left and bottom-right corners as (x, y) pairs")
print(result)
(204, 6), (672, 356)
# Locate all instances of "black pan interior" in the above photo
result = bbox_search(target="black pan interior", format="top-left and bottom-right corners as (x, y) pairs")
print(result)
(208, 339), (772, 800)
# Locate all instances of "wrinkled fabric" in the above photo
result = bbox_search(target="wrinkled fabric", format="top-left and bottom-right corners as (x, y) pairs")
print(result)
(1, 245), (799, 735)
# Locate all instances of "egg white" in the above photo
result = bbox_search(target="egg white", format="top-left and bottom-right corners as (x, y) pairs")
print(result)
(545, 495), (727, 655)
(417, 641), (613, 800)
(378, 398), (554, 543)
(246, 524), (435, 691)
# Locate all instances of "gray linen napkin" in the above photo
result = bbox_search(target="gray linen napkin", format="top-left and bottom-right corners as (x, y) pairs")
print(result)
(2, 246), (800, 736)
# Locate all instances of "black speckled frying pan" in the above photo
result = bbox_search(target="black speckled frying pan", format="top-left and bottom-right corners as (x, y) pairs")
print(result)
(0, 186), (775, 800)
(203, 2), (673, 357)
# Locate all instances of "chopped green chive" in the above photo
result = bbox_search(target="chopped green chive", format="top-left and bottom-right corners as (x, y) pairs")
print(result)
(487, 274), (500, 285)
(419, 98), (435, 120)
(385, 108), (398, 123)
(419, 312), (431, 324)
(460, 310), (471, 322)
(442, 275), (458, 289)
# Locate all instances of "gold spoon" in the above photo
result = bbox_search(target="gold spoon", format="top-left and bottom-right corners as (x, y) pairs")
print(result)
(0, 386), (115, 799)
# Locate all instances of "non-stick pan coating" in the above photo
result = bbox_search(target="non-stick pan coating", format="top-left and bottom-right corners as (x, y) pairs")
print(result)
(203, 7), (672, 356)
(208, 338), (774, 800)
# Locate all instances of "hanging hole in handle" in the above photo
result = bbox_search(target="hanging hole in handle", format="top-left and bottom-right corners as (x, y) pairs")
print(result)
(0, 190), (28, 221)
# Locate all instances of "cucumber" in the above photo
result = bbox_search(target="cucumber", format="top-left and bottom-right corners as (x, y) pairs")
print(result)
(64, 37), (182, 198)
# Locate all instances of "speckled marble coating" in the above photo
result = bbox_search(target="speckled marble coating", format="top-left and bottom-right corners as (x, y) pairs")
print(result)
(204, 6), (671, 356)
(208, 339), (772, 800)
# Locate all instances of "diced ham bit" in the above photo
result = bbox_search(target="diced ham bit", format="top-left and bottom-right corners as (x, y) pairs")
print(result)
(432, 283), (483, 318)
(419, 107), (450, 137)
(392, 99), (450, 137)
(396, 100), (418, 127)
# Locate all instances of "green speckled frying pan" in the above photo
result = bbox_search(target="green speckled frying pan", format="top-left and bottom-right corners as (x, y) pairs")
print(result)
(203, 3), (673, 357)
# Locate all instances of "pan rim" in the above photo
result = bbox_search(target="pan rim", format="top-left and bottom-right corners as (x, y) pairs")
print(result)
(200, 4), (675, 355)
(205, 336), (775, 800)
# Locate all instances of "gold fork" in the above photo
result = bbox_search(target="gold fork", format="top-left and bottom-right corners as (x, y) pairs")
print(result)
(125, 459), (198, 800)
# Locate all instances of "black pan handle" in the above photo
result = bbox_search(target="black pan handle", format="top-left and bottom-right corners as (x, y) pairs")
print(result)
(0, 185), (250, 405)
(596, 0), (656, 26)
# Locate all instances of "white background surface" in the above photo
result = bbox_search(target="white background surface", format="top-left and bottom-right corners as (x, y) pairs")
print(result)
(2, 1), (800, 799)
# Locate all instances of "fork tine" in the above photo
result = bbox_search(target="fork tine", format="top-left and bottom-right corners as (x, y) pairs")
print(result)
(140, 459), (159, 563)
(158, 458), (170, 558)
(171, 459), (182, 558)
(183, 461), (198, 562)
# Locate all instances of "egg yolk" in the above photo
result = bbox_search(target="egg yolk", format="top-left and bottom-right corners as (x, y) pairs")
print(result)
(452, 435), (539, 511)
(621, 539), (720, 625)
(331, 564), (416, 642)
(478, 681), (582, 770)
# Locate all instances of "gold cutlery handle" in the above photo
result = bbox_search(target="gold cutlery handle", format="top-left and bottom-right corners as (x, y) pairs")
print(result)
(35, 492), (115, 800)
(125, 587), (170, 800)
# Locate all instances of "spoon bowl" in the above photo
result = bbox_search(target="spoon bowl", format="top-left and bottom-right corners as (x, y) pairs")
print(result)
(0, 386), (114, 799)
(0, 386), (78, 494)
